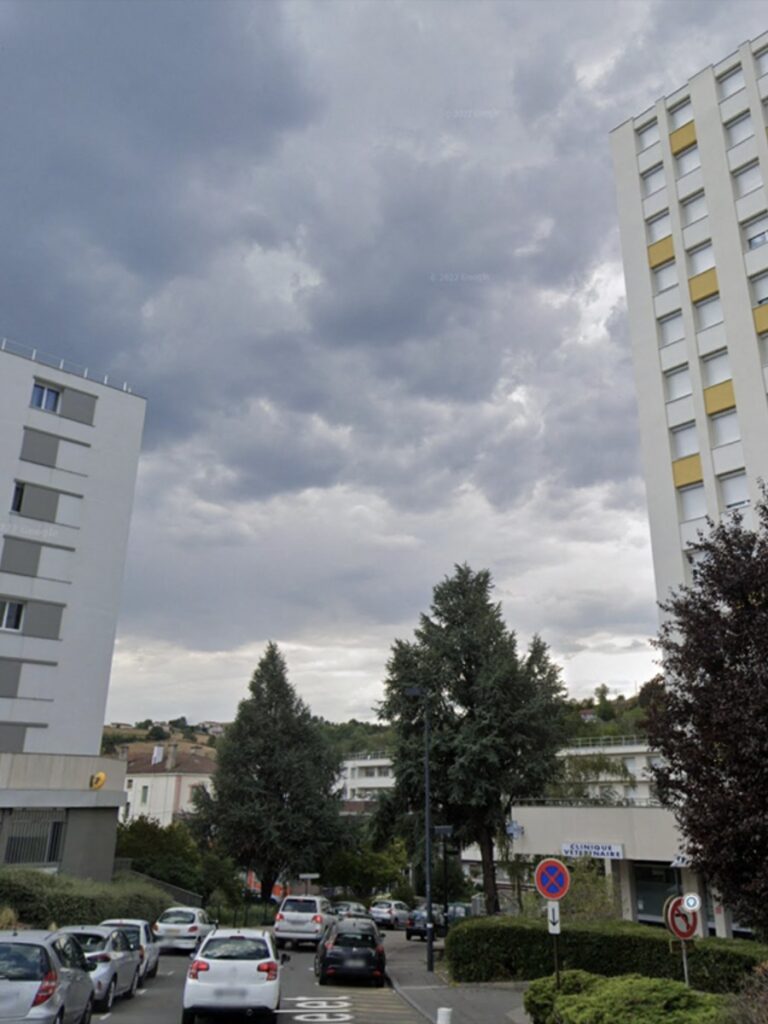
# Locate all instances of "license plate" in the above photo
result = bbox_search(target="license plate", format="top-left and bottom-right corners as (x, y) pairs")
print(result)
(215, 988), (247, 998)
(166, 928), (180, 936)
(347, 958), (366, 968)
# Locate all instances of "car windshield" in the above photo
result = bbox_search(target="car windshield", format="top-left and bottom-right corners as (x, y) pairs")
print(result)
(159, 911), (196, 924)
(334, 932), (376, 949)
(0, 943), (50, 981)
(202, 938), (269, 961)
(281, 899), (317, 914)
(71, 933), (107, 952)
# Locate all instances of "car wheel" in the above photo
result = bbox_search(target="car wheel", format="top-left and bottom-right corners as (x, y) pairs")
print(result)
(374, 977), (385, 988)
(147, 959), (159, 979)
(318, 972), (328, 986)
(405, 932), (412, 941)
(98, 977), (116, 1012)
(181, 1011), (196, 1024)
(275, 938), (285, 950)
(126, 969), (140, 999)
(79, 996), (93, 1024)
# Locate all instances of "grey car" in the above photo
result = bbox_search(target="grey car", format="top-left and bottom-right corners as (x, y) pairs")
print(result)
(61, 927), (140, 1011)
(369, 900), (410, 930)
(99, 919), (159, 982)
(0, 930), (94, 1024)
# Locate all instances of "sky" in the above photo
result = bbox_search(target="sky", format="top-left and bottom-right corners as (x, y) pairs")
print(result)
(2, 0), (767, 726)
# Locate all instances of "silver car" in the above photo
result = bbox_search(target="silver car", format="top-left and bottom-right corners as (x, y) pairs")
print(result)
(0, 930), (94, 1024)
(273, 896), (335, 949)
(152, 907), (215, 952)
(99, 919), (159, 982)
(61, 927), (140, 1012)
(369, 899), (410, 929)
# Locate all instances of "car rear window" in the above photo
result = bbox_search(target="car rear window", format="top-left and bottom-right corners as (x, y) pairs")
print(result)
(281, 899), (317, 913)
(371, 902), (389, 909)
(0, 943), (50, 980)
(159, 910), (196, 924)
(334, 932), (376, 949)
(70, 933), (107, 952)
(202, 937), (269, 961)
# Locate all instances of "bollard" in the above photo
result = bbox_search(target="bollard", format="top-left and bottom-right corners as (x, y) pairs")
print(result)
(436, 1009), (452, 1024)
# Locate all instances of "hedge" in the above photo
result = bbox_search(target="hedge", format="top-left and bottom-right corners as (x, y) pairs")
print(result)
(524, 971), (724, 1024)
(444, 916), (768, 993)
(0, 868), (171, 928)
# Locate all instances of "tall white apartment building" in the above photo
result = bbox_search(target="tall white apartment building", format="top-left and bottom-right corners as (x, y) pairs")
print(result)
(0, 339), (144, 880)
(612, 32), (768, 606)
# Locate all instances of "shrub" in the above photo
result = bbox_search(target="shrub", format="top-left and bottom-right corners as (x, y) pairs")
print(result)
(0, 868), (170, 928)
(525, 972), (723, 1024)
(444, 916), (768, 993)
(720, 961), (768, 1024)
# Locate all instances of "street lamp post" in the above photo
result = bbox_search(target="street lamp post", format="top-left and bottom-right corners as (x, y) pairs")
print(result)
(434, 825), (454, 919)
(406, 685), (434, 973)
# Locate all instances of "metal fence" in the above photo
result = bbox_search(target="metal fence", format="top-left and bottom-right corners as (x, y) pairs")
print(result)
(0, 809), (66, 867)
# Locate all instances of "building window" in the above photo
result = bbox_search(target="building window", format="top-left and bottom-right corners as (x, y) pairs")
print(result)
(0, 601), (24, 631)
(31, 383), (60, 414)
(671, 422), (699, 459)
(718, 65), (745, 100)
(756, 48), (768, 77)
(751, 272), (768, 306)
(702, 349), (731, 386)
(743, 212), (768, 250)
(733, 161), (763, 198)
(665, 365), (692, 402)
(668, 99), (693, 130)
(687, 242), (715, 275)
(636, 120), (660, 150)
(126, 779), (133, 790)
(694, 295), (723, 330)
(658, 311), (685, 347)
(647, 210), (671, 243)
(11, 483), (24, 514)
(653, 260), (678, 293)
(725, 112), (753, 148)
(140, 786), (149, 805)
(681, 191), (707, 226)
(679, 483), (707, 521)
(711, 409), (740, 447)
(720, 471), (749, 509)
(642, 164), (665, 197)
(676, 145), (700, 178)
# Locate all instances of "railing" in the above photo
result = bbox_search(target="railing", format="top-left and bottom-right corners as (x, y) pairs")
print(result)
(342, 750), (393, 762)
(565, 735), (649, 749)
(0, 336), (135, 395)
(513, 796), (664, 808)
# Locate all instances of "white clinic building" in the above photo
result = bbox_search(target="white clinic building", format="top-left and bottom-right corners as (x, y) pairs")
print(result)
(0, 338), (145, 878)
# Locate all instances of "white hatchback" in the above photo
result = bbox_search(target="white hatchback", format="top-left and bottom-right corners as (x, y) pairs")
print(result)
(182, 930), (287, 1024)
(153, 907), (214, 952)
(273, 895), (335, 949)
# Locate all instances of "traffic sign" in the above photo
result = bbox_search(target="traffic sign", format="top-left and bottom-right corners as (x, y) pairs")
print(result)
(535, 858), (571, 901)
(547, 900), (561, 935)
(664, 895), (698, 940)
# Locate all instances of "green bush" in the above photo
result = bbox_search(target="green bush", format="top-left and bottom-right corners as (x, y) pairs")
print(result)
(445, 916), (768, 993)
(525, 972), (723, 1024)
(0, 868), (170, 928)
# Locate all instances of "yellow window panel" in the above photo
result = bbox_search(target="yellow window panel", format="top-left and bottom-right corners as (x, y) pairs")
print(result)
(673, 454), (703, 488)
(670, 122), (697, 155)
(704, 380), (735, 415)
(753, 304), (768, 334)
(648, 236), (674, 268)
(689, 268), (719, 304)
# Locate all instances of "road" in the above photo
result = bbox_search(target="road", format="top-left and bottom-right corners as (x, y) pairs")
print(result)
(97, 933), (427, 1024)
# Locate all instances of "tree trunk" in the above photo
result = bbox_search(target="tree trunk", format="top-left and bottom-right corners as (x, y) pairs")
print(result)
(260, 871), (279, 903)
(479, 825), (498, 915)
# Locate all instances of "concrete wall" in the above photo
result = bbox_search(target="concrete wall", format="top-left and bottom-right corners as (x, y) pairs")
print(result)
(59, 807), (119, 882)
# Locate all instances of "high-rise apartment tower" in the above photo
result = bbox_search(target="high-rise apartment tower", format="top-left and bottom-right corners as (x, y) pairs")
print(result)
(612, 32), (768, 606)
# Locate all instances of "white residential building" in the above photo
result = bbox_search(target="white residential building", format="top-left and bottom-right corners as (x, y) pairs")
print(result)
(338, 751), (394, 803)
(123, 744), (216, 827)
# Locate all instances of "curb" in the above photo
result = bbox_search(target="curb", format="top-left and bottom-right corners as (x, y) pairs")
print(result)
(388, 972), (439, 1024)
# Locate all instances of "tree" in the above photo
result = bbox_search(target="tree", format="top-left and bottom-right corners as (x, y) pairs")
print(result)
(379, 564), (566, 914)
(647, 497), (768, 934)
(323, 832), (409, 902)
(192, 642), (341, 902)
(146, 725), (169, 741)
(116, 816), (202, 892)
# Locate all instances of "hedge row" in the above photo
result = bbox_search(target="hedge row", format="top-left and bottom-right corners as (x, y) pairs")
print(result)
(444, 917), (768, 993)
(524, 970), (723, 1024)
(0, 868), (171, 928)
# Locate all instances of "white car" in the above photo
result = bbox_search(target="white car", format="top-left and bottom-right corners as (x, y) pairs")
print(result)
(273, 895), (335, 949)
(99, 919), (160, 982)
(369, 899), (410, 929)
(153, 907), (214, 952)
(182, 929), (287, 1024)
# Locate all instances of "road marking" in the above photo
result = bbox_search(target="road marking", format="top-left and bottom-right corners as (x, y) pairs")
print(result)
(98, 1016), (111, 1022)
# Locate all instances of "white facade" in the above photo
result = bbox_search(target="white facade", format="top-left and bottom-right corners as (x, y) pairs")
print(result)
(611, 31), (768, 607)
(123, 772), (212, 827)
(0, 340), (145, 756)
(339, 751), (394, 801)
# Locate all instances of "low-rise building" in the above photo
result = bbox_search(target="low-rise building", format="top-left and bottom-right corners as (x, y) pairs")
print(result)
(122, 743), (215, 827)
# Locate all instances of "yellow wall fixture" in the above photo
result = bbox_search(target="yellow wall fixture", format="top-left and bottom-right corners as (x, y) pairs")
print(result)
(89, 771), (107, 790)
(673, 454), (703, 488)
(704, 379), (736, 415)
(689, 269), (719, 304)
(753, 304), (768, 334)
(670, 121), (697, 155)
(648, 236), (674, 268)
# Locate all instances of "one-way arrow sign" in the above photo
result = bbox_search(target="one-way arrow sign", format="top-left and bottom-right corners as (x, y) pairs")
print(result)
(547, 900), (561, 935)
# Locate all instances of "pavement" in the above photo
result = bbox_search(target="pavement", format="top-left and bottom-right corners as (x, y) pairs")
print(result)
(386, 935), (532, 1024)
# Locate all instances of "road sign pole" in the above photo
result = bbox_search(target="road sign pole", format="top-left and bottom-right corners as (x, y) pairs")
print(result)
(553, 934), (560, 990)
(681, 940), (690, 987)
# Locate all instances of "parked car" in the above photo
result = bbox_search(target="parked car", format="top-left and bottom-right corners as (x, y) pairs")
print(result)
(182, 929), (288, 1024)
(61, 926), (141, 1012)
(314, 919), (385, 987)
(99, 918), (160, 982)
(273, 895), (335, 949)
(445, 902), (473, 927)
(0, 929), (94, 1024)
(368, 899), (410, 930)
(332, 901), (371, 921)
(152, 907), (215, 952)
(404, 906), (446, 941)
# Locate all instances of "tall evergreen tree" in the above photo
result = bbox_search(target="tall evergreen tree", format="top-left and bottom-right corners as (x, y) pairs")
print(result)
(194, 642), (341, 900)
(379, 564), (565, 913)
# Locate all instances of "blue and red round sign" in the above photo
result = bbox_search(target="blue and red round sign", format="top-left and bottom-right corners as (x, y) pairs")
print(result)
(534, 858), (571, 901)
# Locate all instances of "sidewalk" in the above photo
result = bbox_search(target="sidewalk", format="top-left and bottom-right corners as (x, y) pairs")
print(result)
(386, 938), (532, 1024)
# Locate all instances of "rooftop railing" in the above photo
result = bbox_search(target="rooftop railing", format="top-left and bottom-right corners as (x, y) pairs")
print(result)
(513, 796), (663, 808)
(1, 336), (135, 395)
(565, 735), (649, 749)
